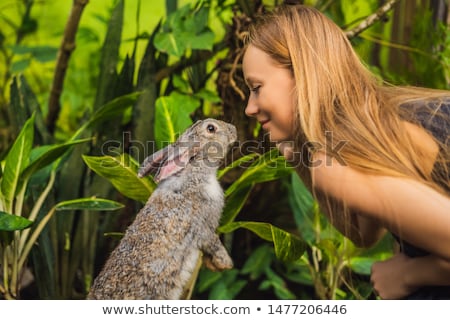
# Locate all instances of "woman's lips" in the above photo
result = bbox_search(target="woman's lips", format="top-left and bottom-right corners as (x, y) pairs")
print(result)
(259, 119), (269, 129)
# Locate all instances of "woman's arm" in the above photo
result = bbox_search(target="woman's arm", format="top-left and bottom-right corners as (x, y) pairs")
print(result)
(371, 253), (450, 299)
(312, 152), (450, 260)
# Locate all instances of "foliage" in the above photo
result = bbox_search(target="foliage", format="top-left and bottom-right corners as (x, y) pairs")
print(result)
(0, 111), (123, 299)
(0, 0), (448, 299)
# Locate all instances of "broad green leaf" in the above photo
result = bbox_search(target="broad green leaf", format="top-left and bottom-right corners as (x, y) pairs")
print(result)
(225, 149), (293, 196)
(184, 5), (209, 34)
(189, 30), (215, 51)
(167, 3), (191, 32)
(219, 221), (306, 263)
(0, 211), (33, 231)
(1, 114), (34, 211)
(11, 59), (31, 73)
(55, 198), (124, 211)
(348, 257), (376, 276)
(154, 32), (186, 57)
(288, 173), (317, 243)
(82, 153), (155, 203)
(217, 153), (260, 179)
(194, 88), (222, 104)
(21, 138), (91, 181)
(154, 92), (200, 149)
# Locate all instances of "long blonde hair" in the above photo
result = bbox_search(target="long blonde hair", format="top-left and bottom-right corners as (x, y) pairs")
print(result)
(245, 4), (449, 197)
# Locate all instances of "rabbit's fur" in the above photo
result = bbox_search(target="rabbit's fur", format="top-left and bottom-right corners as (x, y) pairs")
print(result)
(87, 119), (237, 299)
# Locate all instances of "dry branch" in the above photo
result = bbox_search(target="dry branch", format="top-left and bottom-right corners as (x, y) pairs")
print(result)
(46, 0), (89, 134)
(345, 0), (399, 38)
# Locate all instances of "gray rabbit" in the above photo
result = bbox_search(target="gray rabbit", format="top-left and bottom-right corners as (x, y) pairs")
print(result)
(87, 119), (237, 299)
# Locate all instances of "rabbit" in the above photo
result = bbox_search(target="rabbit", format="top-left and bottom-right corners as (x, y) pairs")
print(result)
(87, 118), (237, 300)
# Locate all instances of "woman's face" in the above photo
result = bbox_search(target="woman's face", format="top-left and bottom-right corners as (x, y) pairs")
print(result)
(242, 44), (296, 142)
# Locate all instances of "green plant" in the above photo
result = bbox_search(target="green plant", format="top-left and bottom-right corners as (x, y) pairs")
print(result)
(0, 112), (123, 299)
(287, 173), (394, 299)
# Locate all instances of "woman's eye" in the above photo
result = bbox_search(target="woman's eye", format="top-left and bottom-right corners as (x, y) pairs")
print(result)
(251, 85), (261, 93)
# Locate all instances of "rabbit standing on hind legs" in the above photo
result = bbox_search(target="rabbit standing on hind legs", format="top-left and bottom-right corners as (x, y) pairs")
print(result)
(87, 119), (237, 300)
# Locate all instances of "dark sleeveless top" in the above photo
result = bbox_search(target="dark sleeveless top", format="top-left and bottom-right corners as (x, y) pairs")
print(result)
(395, 99), (450, 299)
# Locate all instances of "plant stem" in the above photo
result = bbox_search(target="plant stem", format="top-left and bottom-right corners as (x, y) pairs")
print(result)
(2, 244), (10, 298)
(9, 232), (19, 298)
(18, 170), (56, 255)
(18, 207), (56, 273)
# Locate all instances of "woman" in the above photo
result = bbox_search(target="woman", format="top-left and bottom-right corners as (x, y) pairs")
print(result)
(242, 4), (450, 299)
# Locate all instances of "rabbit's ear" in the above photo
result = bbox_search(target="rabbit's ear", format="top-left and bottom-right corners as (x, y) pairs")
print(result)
(137, 143), (195, 182)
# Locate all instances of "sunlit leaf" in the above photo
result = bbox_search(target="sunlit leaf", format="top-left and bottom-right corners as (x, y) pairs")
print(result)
(219, 221), (306, 263)
(83, 153), (155, 203)
(1, 114), (34, 210)
(154, 92), (200, 149)
(224, 149), (293, 197)
(154, 32), (186, 57)
(189, 30), (215, 51)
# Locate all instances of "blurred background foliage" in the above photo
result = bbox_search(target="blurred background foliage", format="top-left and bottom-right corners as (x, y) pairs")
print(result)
(0, 0), (448, 299)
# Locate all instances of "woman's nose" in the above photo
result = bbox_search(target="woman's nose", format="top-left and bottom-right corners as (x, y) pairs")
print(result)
(245, 97), (258, 117)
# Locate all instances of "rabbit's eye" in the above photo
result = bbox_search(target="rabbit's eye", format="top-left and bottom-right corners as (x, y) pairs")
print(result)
(207, 124), (216, 133)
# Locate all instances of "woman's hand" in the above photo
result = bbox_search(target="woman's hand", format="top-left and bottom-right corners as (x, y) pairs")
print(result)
(371, 253), (416, 299)
(371, 252), (450, 299)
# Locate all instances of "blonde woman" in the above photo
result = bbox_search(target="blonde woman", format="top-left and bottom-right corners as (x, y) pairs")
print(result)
(242, 4), (450, 299)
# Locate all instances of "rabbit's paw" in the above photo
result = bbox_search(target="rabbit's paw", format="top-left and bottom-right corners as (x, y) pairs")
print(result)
(203, 251), (233, 271)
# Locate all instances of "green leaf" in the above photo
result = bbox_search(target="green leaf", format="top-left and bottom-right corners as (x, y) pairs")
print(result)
(154, 92), (200, 149)
(55, 198), (124, 211)
(189, 30), (215, 51)
(21, 138), (91, 181)
(225, 149), (293, 197)
(217, 153), (260, 179)
(154, 32), (186, 57)
(219, 221), (307, 263)
(167, 4), (191, 32)
(184, 5), (209, 34)
(0, 211), (33, 231)
(1, 114), (35, 211)
(348, 257), (376, 276)
(194, 88), (222, 104)
(10, 45), (58, 62)
(11, 59), (31, 73)
(82, 153), (155, 203)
